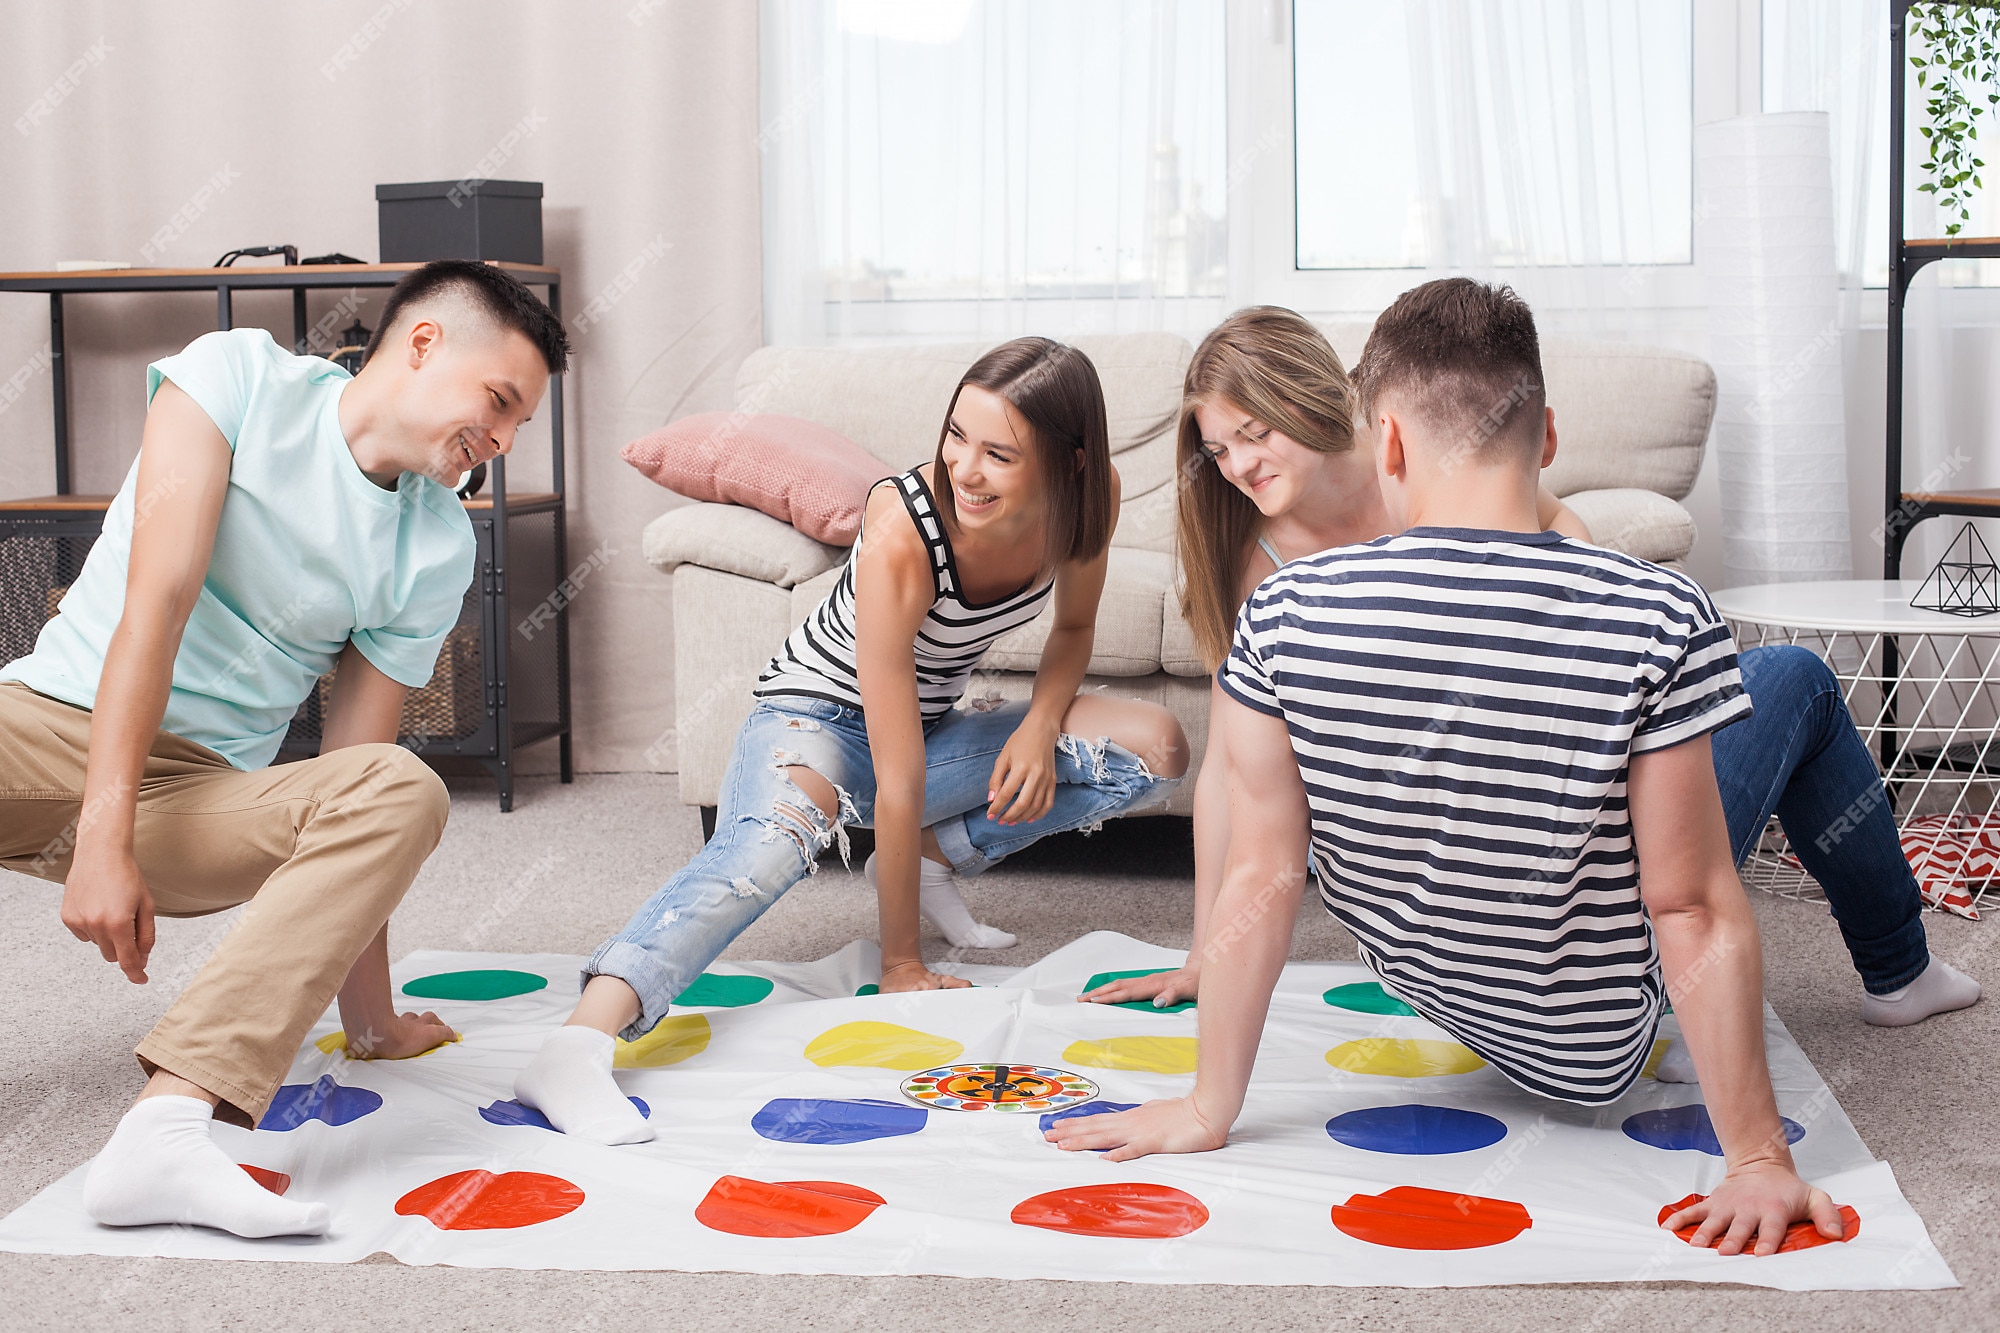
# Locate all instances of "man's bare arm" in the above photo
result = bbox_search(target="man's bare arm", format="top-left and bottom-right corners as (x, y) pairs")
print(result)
(1633, 735), (1844, 1255)
(313, 645), (456, 1058)
(61, 381), (230, 984)
(1048, 692), (1309, 1158)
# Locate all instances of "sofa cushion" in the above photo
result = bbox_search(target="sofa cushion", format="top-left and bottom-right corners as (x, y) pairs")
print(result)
(979, 547), (1174, 677)
(621, 412), (891, 545)
(642, 502), (846, 589)
(1562, 488), (1698, 564)
(1319, 323), (1714, 502)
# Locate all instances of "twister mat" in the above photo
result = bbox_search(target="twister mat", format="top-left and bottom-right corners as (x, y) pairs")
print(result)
(0, 933), (1957, 1288)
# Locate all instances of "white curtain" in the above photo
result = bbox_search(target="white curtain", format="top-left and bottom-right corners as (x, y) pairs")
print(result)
(760, 0), (1228, 345)
(1764, 0), (2000, 578)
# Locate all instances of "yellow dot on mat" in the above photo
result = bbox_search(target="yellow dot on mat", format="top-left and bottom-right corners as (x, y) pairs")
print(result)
(615, 1014), (713, 1069)
(1641, 1039), (1672, 1080)
(313, 1030), (459, 1059)
(1325, 1038), (1486, 1078)
(1062, 1036), (1199, 1075)
(803, 1021), (964, 1071)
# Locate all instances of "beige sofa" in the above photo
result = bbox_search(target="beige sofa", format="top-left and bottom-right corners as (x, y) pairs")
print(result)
(645, 329), (1716, 824)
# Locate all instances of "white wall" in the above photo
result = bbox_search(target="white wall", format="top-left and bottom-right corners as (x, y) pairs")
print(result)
(0, 0), (764, 777)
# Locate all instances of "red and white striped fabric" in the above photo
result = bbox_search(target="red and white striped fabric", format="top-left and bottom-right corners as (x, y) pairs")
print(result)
(1898, 814), (1998, 921)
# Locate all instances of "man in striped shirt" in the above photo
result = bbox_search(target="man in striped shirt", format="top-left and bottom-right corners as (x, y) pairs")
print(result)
(1048, 278), (1846, 1256)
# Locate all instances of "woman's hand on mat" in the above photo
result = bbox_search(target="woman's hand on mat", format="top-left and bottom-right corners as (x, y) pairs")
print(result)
(1043, 1096), (1227, 1161)
(878, 960), (972, 993)
(987, 720), (1059, 825)
(1080, 966), (1200, 1008)
(60, 845), (156, 984)
(344, 1010), (459, 1060)
(1661, 1157), (1845, 1256)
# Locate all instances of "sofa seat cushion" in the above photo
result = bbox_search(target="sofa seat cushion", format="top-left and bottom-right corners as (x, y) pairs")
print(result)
(642, 503), (846, 589)
(951, 546), (1174, 678)
(1564, 488), (1698, 565)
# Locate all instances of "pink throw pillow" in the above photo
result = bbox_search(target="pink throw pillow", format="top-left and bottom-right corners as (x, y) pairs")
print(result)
(622, 412), (893, 546)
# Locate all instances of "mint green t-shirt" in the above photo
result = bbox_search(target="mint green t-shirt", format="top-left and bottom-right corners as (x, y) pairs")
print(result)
(1, 328), (476, 770)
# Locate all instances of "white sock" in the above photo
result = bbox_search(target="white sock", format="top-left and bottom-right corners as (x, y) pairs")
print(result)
(866, 852), (1017, 950)
(1654, 1039), (1698, 1084)
(514, 1026), (655, 1144)
(1862, 958), (1982, 1028)
(81, 1095), (330, 1238)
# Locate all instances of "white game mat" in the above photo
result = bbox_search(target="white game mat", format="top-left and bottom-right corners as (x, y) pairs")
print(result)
(0, 932), (1956, 1288)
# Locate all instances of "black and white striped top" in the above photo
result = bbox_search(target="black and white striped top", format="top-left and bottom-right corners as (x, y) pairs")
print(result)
(1219, 528), (1752, 1105)
(756, 467), (1055, 724)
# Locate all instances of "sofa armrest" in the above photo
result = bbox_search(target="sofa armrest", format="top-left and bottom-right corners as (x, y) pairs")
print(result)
(1564, 488), (1697, 565)
(641, 502), (847, 589)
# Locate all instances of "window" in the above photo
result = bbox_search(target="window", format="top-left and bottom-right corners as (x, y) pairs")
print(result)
(762, 0), (1228, 341)
(1292, 0), (1693, 271)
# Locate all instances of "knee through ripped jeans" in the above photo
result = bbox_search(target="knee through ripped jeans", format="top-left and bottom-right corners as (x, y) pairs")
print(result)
(585, 695), (1180, 1040)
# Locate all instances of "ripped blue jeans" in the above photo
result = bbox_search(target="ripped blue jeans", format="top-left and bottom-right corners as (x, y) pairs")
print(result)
(586, 695), (1180, 1040)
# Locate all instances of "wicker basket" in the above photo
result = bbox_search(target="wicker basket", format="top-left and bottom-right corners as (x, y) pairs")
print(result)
(316, 622), (484, 743)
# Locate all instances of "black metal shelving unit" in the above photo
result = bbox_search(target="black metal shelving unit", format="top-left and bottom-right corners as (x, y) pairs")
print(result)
(1885, 0), (2000, 577)
(0, 261), (573, 810)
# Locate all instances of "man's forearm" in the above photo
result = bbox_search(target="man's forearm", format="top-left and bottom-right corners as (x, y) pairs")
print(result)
(77, 608), (184, 853)
(1189, 852), (1304, 1129)
(1653, 882), (1789, 1164)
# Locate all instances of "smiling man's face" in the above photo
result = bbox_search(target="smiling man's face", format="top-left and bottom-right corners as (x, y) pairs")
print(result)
(386, 312), (548, 487)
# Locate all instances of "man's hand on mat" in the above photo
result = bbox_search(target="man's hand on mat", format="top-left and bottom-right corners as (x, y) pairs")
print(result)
(878, 960), (972, 993)
(1660, 1155), (1845, 1256)
(1043, 1096), (1227, 1161)
(344, 1010), (458, 1060)
(60, 846), (156, 984)
(1080, 965), (1200, 1008)
(987, 722), (1058, 825)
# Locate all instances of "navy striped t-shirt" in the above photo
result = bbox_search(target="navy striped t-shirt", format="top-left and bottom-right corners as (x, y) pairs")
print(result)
(1218, 527), (1752, 1105)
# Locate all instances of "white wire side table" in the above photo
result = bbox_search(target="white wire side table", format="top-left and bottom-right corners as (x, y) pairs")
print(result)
(1714, 580), (2000, 916)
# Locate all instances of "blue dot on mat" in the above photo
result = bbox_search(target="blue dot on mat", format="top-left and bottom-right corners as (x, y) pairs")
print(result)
(750, 1097), (928, 1145)
(1324, 1103), (1509, 1155)
(260, 1075), (384, 1131)
(1037, 1100), (1138, 1137)
(479, 1097), (649, 1132)
(1622, 1103), (1804, 1156)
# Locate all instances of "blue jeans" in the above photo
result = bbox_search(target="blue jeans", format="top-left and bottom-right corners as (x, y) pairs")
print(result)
(588, 696), (1180, 1039)
(1713, 645), (1930, 994)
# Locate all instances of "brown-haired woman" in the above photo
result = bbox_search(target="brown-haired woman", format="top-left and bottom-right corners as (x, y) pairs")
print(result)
(1084, 306), (1585, 1011)
(517, 337), (1189, 1143)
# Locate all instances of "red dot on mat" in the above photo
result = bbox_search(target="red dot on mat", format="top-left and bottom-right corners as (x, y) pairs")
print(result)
(1329, 1185), (1532, 1250)
(695, 1177), (887, 1238)
(1011, 1183), (1209, 1238)
(239, 1164), (290, 1196)
(1657, 1193), (1861, 1252)
(394, 1169), (584, 1230)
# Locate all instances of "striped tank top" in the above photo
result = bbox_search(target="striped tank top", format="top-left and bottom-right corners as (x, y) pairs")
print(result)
(755, 467), (1055, 724)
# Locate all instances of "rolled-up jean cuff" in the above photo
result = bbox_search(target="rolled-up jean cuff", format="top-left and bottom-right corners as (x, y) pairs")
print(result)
(583, 941), (682, 1042)
(930, 812), (989, 877)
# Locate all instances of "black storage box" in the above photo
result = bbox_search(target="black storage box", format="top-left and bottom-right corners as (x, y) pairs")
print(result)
(376, 179), (544, 264)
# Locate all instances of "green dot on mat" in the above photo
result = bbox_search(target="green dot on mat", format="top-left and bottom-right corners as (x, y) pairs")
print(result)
(1322, 982), (1416, 1017)
(855, 984), (879, 996)
(402, 969), (548, 1001)
(672, 973), (776, 1008)
(1082, 968), (1195, 1013)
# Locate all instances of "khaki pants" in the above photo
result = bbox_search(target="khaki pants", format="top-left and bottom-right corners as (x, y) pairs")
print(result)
(0, 682), (448, 1126)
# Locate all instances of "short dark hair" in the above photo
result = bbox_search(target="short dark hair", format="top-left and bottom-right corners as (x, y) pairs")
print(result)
(932, 337), (1113, 569)
(363, 259), (569, 375)
(1352, 278), (1544, 459)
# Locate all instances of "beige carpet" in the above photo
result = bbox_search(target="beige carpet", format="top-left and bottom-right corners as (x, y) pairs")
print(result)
(0, 772), (1993, 1330)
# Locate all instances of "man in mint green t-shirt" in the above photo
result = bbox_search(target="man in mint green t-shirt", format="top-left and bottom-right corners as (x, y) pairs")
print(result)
(0, 260), (567, 1239)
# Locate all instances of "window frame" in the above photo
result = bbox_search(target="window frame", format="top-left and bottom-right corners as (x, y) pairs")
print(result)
(1228, 0), (1762, 318)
